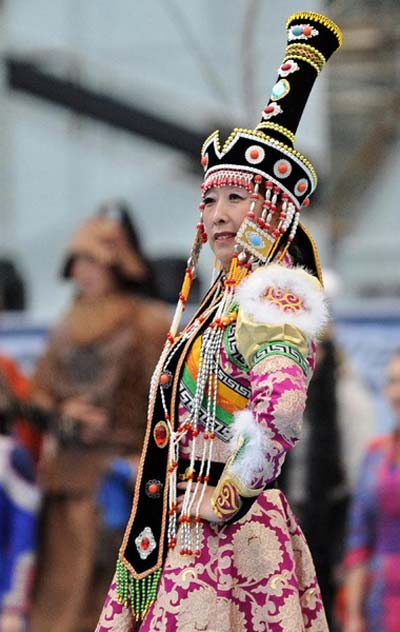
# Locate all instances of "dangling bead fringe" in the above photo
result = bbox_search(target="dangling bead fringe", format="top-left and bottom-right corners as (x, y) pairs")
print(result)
(277, 205), (301, 262)
(169, 213), (206, 338)
(170, 267), (193, 336)
(225, 253), (250, 286)
(116, 559), (162, 620)
(166, 258), (240, 555)
(201, 169), (254, 194)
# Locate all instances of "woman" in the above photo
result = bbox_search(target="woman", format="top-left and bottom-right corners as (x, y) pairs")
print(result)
(97, 12), (342, 632)
(29, 202), (169, 632)
(343, 351), (400, 632)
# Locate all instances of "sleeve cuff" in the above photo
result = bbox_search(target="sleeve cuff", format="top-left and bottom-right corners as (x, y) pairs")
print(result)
(211, 467), (263, 522)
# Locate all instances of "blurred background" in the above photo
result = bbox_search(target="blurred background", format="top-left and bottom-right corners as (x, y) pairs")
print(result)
(0, 1), (399, 630)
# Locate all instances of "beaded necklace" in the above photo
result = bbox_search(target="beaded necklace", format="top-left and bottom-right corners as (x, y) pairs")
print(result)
(153, 284), (229, 556)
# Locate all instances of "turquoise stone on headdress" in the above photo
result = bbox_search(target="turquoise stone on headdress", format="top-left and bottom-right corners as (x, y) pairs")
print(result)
(249, 233), (263, 248)
(271, 79), (290, 100)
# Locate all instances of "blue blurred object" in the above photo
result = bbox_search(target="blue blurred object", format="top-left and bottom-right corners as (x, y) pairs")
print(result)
(97, 458), (135, 530)
(9, 444), (36, 484)
(0, 437), (41, 614)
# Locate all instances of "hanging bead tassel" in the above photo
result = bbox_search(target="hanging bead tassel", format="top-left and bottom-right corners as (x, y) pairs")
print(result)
(116, 559), (162, 620)
(277, 202), (301, 262)
(201, 169), (254, 194)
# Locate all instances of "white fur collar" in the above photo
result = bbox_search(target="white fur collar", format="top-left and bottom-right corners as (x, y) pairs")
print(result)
(235, 263), (328, 338)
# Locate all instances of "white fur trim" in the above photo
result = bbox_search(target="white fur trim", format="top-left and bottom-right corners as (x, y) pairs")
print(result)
(228, 409), (272, 486)
(236, 263), (328, 338)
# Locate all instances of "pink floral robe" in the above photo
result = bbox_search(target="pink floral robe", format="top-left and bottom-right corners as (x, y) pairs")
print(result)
(96, 335), (328, 631)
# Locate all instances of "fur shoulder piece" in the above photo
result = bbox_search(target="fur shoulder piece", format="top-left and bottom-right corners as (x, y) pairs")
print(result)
(235, 263), (328, 339)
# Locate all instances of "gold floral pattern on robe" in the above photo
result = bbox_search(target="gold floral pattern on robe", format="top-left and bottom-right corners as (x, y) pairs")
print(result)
(139, 490), (328, 631)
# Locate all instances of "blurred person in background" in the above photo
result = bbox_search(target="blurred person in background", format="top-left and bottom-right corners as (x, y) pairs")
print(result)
(342, 350), (400, 632)
(0, 259), (42, 632)
(0, 258), (26, 313)
(0, 356), (41, 632)
(0, 258), (42, 465)
(29, 201), (169, 632)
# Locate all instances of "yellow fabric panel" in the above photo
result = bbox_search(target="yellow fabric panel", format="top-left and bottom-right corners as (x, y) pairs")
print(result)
(235, 308), (309, 366)
(185, 336), (248, 415)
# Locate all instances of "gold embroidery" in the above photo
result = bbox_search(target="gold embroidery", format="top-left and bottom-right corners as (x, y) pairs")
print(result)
(211, 458), (264, 521)
(141, 490), (328, 631)
(268, 592), (304, 630)
(96, 576), (137, 631)
(252, 354), (300, 374)
(285, 43), (326, 73)
(251, 364), (306, 393)
(291, 533), (317, 587)
(273, 388), (306, 438)
(181, 568), (197, 583)
(176, 587), (216, 631)
(232, 523), (284, 582)
(263, 287), (304, 312)
(212, 480), (242, 519)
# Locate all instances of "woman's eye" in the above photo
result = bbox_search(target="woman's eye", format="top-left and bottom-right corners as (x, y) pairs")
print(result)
(229, 193), (245, 201)
(203, 196), (215, 205)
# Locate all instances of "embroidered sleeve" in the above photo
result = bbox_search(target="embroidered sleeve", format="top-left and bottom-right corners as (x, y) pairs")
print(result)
(211, 354), (309, 519)
(211, 264), (328, 522)
(211, 437), (263, 521)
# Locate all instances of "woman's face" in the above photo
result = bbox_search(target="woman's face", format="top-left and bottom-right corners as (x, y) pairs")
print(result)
(202, 185), (264, 271)
(71, 255), (117, 299)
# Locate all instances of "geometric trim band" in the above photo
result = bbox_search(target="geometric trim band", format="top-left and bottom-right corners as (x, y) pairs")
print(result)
(250, 340), (309, 376)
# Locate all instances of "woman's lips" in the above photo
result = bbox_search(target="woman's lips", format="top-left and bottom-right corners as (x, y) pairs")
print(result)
(214, 232), (236, 242)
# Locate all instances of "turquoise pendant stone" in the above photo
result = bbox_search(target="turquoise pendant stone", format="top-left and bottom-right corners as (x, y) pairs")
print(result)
(271, 79), (289, 100)
(249, 233), (263, 248)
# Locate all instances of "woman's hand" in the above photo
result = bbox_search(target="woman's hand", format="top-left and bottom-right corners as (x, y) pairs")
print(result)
(60, 397), (109, 444)
(176, 481), (223, 523)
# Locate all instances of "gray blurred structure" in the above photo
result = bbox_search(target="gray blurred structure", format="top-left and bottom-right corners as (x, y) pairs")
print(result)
(327, 1), (400, 301)
(0, 0), (327, 319)
(0, 1), (399, 317)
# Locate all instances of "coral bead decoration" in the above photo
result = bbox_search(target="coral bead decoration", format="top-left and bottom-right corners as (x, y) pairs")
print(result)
(153, 421), (170, 449)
